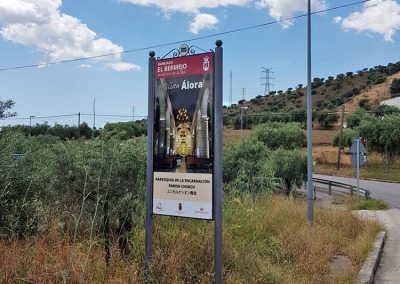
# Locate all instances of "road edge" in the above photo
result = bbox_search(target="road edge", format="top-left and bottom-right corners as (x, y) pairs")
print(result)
(356, 231), (387, 284)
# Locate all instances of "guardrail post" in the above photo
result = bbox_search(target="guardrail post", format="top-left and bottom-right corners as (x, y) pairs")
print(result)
(365, 190), (370, 200)
(350, 186), (354, 196)
(328, 181), (332, 196)
(313, 186), (316, 200)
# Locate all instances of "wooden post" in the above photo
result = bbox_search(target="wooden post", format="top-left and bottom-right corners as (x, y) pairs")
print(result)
(336, 106), (345, 170)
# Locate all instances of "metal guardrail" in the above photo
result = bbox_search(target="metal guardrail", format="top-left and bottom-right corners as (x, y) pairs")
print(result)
(312, 177), (370, 199)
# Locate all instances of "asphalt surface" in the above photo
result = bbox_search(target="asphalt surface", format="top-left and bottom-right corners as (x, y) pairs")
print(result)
(313, 174), (400, 283)
(313, 174), (400, 208)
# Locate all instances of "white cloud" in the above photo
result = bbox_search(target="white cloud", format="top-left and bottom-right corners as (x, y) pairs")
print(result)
(334, 0), (400, 42)
(119, 0), (249, 33)
(190, 13), (219, 34)
(256, 0), (327, 28)
(106, 62), (141, 72)
(333, 16), (342, 24)
(119, 0), (249, 14)
(0, 0), (138, 71)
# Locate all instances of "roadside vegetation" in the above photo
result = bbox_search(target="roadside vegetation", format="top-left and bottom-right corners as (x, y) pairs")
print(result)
(0, 121), (383, 283)
(2, 61), (396, 281)
(350, 198), (388, 211)
(315, 105), (400, 182)
(0, 194), (382, 283)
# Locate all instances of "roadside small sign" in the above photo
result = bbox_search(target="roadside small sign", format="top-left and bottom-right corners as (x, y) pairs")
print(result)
(349, 138), (366, 201)
(12, 153), (23, 160)
(351, 154), (365, 167)
(349, 140), (366, 154)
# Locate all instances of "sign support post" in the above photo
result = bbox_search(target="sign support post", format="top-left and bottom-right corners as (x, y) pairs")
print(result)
(145, 51), (156, 266)
(350, 137), (366, 202)
(214, 40), (223, 284)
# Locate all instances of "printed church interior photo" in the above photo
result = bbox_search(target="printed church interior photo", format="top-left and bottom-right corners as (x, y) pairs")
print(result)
(153, 75), (213, 173)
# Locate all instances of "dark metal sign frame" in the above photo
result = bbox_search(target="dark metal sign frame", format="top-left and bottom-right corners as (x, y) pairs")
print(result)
(145, 40), (223, 283)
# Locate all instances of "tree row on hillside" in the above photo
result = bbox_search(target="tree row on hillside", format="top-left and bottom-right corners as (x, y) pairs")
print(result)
(224, 61), (400, 128)
(0, 120), (147, 140)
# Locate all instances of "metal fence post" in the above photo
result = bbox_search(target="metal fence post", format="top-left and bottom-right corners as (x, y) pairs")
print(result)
(328, 181), (332, 196)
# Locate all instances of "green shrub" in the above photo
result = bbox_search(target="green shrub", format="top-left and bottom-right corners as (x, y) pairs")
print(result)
(346, 109), (367, 129)
(0, 130), (146, 238)
(271, 149), (307, 195)
(390, 78), (400, 97)
(316, 110), (339, 128)
(358, 113), (400, 155)
(333, 128), (357, 148)
(251, 122), (306, 150)
(223, 139), (275, 194)
(350, 198), (388, 210)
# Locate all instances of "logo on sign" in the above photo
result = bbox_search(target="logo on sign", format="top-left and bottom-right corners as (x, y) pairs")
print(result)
(203, 56), (209, 72)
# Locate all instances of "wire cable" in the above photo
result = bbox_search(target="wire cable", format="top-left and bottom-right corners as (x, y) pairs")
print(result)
(0, 0), (370, 72)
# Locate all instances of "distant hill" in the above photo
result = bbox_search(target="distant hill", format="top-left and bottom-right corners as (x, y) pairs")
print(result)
(223, 61), (400, 129)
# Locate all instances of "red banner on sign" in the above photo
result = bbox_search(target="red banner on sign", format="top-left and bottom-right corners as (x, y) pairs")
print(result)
(155, 52), (214, 79)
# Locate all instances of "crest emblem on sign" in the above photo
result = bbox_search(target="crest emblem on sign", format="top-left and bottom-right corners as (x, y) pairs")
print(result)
(203, 56), (209, 71)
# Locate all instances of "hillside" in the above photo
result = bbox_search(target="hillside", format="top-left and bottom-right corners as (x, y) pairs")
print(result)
(223, 61), (400, 129)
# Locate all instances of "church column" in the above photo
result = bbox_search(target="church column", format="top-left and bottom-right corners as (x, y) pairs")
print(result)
(158, 118), (166, 157)
(201, 117), (210, 158)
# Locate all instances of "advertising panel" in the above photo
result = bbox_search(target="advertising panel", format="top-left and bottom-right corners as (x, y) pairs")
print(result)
(152, 52), (214, 219)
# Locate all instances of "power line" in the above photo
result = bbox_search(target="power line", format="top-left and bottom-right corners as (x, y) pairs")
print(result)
(0, 113), (147, 120)
(0, 108), (397, 126)
(0, 0), (370, 72)
(0, 114), (77, 120)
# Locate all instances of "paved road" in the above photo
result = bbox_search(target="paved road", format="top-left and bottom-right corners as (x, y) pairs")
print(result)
(313, 174), (400, 208)
(313, 174), (400, 283)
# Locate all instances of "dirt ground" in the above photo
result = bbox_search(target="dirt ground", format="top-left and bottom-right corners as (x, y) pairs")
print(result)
(223, 128), (337, 147)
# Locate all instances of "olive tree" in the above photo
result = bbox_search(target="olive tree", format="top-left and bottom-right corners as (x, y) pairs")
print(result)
(250, 122), (306, 150)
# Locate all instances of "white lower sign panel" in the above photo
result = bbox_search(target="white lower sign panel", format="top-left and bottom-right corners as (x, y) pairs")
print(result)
(153, 172), (213, 220)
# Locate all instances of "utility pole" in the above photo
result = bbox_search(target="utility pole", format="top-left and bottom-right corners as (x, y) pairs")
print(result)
(229, 71), (233, 106)
(261, 67), (274, 96)
(29, 115), (35, 137)
(336, 106), (345, 170)
(78, 112), (81, 138)
(306, 0), (314, 225)
(132, 106), (135, 122)
(93, 98), (96, 138)
(240, 106), (248, 141)
(241, 87), (245, 101)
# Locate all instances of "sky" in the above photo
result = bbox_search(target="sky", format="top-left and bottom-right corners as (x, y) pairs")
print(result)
(0, 0), (399, 127)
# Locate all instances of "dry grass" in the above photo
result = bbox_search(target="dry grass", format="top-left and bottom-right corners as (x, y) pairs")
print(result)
(312, 130), (338, 145)
(313, 145), (351, 165)
(223, 128), (250, 146)
(224, 129), (337, 147)
(314, 163), (400, 183)
(1, 195), (382, 283)
(0, 234), (143, 283)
